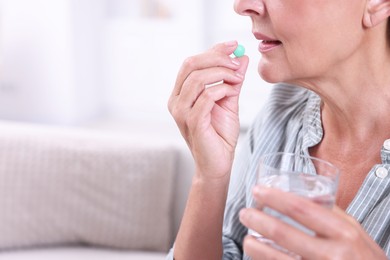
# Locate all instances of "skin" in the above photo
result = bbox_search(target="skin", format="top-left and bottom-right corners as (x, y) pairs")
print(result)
(168, 0), (390, 259)
(168, 41), (249, 260)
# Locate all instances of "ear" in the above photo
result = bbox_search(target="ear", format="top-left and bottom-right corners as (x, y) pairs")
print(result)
(363, 0), (390, 28)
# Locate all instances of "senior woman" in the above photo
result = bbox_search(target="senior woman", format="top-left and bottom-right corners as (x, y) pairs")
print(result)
(167, 0), (390, 259)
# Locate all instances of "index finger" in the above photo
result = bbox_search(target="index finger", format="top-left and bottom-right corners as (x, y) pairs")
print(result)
(253, 187), (347, 238)
(171, 41), (242, 97)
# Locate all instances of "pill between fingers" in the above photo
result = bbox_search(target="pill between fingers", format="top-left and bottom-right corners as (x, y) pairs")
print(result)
(233, 44), (245, 57)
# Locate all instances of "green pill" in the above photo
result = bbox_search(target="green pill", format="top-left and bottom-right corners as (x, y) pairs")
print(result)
(233, 44), (245, 57)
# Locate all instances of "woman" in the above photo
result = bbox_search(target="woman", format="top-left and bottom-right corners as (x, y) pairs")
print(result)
(167, 0), (390, 259)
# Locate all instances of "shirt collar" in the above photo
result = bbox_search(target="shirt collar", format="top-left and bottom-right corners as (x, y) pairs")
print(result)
(301, 91), (323, 150)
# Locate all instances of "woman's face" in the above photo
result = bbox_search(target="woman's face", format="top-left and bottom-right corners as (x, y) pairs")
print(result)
(234, 0), (367, 84)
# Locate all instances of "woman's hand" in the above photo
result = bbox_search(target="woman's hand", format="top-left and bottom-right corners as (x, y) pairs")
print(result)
(239, 187), (388, 260)
(168, 41), (249, 179)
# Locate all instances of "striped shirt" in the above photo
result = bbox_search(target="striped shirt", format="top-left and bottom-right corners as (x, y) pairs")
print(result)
(167, 83), (390, 259)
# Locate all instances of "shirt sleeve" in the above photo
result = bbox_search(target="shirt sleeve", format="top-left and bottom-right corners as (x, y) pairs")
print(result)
(166, 248), (174, 260)
(221, 129), (255, 259)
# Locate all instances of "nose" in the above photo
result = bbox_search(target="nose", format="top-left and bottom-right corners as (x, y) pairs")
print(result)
(234, 0), (265, 17)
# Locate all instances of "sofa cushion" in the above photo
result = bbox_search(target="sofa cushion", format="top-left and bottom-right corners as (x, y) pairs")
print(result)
(0, 122), (178, 252)
(0, 247), (167, 260)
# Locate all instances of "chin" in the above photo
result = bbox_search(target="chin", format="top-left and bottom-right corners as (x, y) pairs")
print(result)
(258, 62), (308, 85)
(258, 66), (285, 84)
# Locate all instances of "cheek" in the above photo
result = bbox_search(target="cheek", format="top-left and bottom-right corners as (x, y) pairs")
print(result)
(257, 42), (329, 83)
(281, 25), (349, 76)
(259, 2), (365, 81)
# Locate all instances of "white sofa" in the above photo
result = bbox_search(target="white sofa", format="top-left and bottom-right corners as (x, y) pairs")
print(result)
(0, 120), (193, 259)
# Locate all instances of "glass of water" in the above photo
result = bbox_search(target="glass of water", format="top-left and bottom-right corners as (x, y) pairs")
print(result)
(251, 152), (340, 258)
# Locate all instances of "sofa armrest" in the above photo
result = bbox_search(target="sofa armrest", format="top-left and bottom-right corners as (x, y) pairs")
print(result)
(0, 121), (179, 252)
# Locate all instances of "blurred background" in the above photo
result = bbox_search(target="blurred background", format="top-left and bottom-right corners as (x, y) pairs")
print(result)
(0, 0), (272, 133)
(0, 1), (274, 257)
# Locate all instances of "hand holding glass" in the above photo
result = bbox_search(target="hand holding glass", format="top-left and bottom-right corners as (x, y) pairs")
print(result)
(250, 152), (340, 258)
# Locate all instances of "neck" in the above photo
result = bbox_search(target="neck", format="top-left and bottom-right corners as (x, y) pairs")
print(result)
(293, 40), (390, 145)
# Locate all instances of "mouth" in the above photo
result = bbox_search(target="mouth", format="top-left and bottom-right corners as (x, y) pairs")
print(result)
(261, 40), (282, 46)
(259, 40), (282, 53)
(262, 40), (282, 44)
(253, 32), (282, 52)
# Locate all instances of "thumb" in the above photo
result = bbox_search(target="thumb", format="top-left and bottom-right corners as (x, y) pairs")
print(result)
(234, 55), (250, 88)
(220, 55), (249, 110)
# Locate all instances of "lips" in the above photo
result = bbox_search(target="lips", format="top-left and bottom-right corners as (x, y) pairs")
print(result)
(259, 40), (282, 52)
(253, 31), (282, 53)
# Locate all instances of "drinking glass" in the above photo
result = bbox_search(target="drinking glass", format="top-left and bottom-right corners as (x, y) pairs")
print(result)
(250, 152), (340, 258)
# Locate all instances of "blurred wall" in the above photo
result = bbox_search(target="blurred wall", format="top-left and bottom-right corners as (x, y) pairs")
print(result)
(102, 0), (205, 124)
(0, 0), (106, 124)
(0, 0), (270, 128)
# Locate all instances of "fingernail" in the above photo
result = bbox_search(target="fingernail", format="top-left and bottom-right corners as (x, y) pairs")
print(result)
(253, 186), (262, 196)
(231, 58), (240, 66)
(239, 209), (247, 222)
